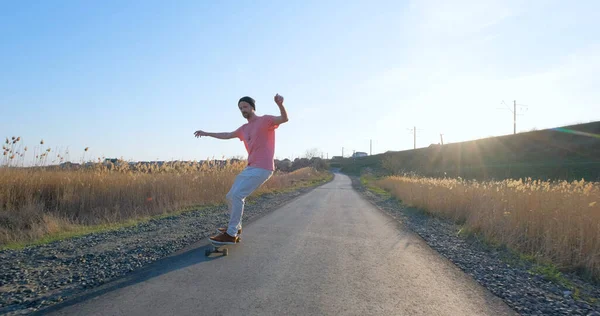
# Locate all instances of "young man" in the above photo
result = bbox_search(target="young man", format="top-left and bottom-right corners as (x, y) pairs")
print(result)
(194, 94), (289, 244)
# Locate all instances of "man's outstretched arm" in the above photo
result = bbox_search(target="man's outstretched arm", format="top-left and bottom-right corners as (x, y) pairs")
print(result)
(272, 93), (289, 125)
(194, 130), (237, 139)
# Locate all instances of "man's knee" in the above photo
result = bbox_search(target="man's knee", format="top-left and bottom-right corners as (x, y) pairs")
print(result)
(226, 190), (235, 202)
(226, 189), (244, 202)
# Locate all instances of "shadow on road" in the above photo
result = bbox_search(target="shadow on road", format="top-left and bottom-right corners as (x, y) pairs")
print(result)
(33, 240), (224, 315)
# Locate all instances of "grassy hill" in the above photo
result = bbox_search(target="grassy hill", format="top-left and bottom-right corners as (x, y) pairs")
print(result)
(335, 121), (600, 181)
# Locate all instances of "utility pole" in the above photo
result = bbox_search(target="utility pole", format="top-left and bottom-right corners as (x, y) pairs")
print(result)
(407, 126), (422, 149)
(513, 100), (517, 134)
(440, 134), (444, 145)
(414, 126), (416, 149)
(498, 100), (528, 135)
(342, 147), (344, 158)
(370, 139), (372, 155)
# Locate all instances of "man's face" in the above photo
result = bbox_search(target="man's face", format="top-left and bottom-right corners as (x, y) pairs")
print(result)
(238, 101), (254, 119)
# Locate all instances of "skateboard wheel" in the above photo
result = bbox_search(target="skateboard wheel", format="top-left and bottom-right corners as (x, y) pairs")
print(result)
(223, 248), (228, 256)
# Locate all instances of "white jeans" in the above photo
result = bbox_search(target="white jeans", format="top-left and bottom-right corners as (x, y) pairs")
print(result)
(226, 166), (273, 237)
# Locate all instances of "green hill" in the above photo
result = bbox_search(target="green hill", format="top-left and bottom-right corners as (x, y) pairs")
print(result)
(335, 121), (600, 182)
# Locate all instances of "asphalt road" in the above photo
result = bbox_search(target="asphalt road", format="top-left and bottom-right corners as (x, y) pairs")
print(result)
(45, 172), (516, 316)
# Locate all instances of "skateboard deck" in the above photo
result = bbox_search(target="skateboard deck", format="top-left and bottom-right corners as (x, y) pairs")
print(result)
(205, 240), (240, 257)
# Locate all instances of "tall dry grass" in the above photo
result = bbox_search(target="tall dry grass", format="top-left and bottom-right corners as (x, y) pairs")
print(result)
(0, 136), (331, 247)
(372, 175), (600, 280)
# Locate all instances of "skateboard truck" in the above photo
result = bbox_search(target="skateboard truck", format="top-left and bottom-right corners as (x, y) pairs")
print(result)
(205, 243), (230, 256)
(205, 239), (241, 257)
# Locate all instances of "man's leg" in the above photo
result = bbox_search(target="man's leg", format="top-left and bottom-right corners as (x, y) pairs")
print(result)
(225, 167), (272, 237)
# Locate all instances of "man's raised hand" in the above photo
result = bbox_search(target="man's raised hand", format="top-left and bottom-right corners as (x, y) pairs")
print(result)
(274, 94), (284, 107)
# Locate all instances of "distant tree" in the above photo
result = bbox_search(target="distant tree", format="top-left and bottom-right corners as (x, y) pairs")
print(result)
(304, 148), (320, 159)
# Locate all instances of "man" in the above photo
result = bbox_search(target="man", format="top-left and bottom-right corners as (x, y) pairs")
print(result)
(194, 94), (289, 244)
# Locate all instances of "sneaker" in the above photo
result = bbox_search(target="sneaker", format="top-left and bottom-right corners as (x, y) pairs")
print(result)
(217, 227), (242, 235)
(210, 232), (239, 245)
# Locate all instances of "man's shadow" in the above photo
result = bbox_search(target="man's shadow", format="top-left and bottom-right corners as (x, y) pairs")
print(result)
(33, 240), (225, 315)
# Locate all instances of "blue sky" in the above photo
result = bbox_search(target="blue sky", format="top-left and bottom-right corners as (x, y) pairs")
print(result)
(1, 0), (599, 164)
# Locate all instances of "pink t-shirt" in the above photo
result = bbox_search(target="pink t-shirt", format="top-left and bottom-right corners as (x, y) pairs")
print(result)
(234, 115), (279, 171)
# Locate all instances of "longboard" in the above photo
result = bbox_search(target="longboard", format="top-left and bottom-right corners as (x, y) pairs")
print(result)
(205, 240), (239, 257)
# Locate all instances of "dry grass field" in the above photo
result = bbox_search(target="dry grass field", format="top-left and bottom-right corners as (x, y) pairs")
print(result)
(1, 136), (331, 248)
(369, 174), (600, 281)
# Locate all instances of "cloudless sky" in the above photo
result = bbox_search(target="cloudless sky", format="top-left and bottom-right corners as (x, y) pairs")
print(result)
(1, 0), (599, 164)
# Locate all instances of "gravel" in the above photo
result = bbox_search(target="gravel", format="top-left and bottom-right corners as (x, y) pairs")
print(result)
(351, 176), (600, 316)
(0, 183), (325, 315)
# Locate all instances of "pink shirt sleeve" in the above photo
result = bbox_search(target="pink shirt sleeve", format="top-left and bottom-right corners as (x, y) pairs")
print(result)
(234, 125), (244, 140)
(263, 115), (280, 130)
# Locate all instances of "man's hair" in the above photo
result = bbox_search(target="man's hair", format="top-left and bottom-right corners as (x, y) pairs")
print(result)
(238, 96), (255, 110)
